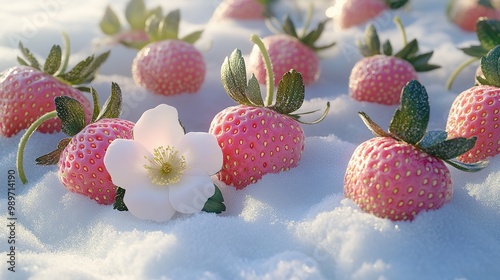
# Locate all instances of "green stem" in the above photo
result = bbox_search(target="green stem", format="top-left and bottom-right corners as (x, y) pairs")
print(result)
(16, 111), (58, 184)
(445, 57), (480, 90)
(301, 2), (314, 38)
(393, 16), (407, 46)
(55, 32), (71, 76)
(250, 34), (275, 107)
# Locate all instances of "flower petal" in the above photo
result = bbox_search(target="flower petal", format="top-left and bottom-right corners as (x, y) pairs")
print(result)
(103, 139), (150, 190)
(133, 104), (185, 153)
(123, 184), (176, 222)
(177, 132), (223, 175)
(169, 175), (215, 214)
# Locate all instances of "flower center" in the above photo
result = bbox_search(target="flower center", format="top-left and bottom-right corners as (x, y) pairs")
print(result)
(144, 146), (186, 186)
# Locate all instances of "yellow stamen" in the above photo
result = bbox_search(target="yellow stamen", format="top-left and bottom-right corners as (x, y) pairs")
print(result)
(144, 146), (186, 186)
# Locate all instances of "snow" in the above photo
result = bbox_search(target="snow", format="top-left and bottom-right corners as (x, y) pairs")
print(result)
(1, 0), (500, 279)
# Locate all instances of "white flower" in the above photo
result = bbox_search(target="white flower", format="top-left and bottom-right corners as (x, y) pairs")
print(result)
(104, 104), (223, 222)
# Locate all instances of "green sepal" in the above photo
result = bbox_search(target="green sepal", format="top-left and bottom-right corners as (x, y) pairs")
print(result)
(100, 6), (122, 35)
(408, 51), (441, 72)
(202, 184), (226, 214)
(90, 88), (101, 123)
(461, 45), (488, 58)
(394, 39), (419, 60)
(478, 0), (495, 8)
(444, 158), (489, 172)
(388, 80), (429, 145)
(159, 9), (180, 40)
(382, 40), (393, 56)
(18, 42), (41, 70)
(55, 96), (87, 137)
(476, 19), (500, 51)
(95, 82), (123, 121)
(271, 70), (305, 114)
(357, 24), (381, 57)
(417, 130), (448, 149)
(181, 30), (204, 44)
(221, 49), (253, 106)
(43, 45), (62, 75)
(35, 138), (71, 166)
(423, 137), (477, 160)
(57, 51), (110, 85)
(384, 0), (409, 9)
(246, 74), (264, 106)
(113, 187), (128, 211)
(125, 0), (147, 30)
(281, 15), (298, 38)
(477, 45), (500, 87)
(289, 102), (330, 125)
(358, 112), (394, 138)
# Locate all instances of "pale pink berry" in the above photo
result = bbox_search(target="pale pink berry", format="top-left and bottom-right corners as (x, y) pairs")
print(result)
(446, 85), (500, 163)
(331, 0), (387, 29)
(209, 105), (305, 189)
(212, 0), (266, 21)
(344, 137), (453, 221)
(58, 118), (135, 205)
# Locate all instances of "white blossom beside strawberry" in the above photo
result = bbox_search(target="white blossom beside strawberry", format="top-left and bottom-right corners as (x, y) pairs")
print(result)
(104, 104), (224, 222)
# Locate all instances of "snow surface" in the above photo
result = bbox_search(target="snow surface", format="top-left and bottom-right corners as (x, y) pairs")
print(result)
(1, 0), (500, 279)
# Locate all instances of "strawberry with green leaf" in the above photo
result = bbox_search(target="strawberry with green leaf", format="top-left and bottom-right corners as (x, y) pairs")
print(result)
(99, 0), (162, 49)
(446, 45), (500, 163)
(209, 34), (329, 189)
(0, 34), (109, 137)
(447, 0), (500, 32)
(131, 9), (206, 96)
(447, 18), (500, 89)
(17, 83), (135, 205)
(349, 17), (440, 105)
(248, 14), (336, 86)
(345, 80), (487, 221)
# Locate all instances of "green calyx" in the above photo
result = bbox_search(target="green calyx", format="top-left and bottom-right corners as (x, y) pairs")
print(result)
(16, 82), (124, 184)
(17, 33), (110, 86)
(267, 10), (336, 52)
(221, 34), (329, 125)
(476, 45), (500, 87)
(358, 80), (488, 172)
(357, 17), (440, 72)
(100, 0), (203, 50)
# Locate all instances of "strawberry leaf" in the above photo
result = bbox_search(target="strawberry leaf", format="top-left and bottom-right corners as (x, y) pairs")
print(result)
(382, 40), (393, 56)
(444, 158), (489, 172)
(43, 45), (62, 75)
(246, 74), (264, 106)
(461, 45), (488, 58)
(357, 24), (381, 57)
(221, 49), (252, 106)
(55, 96), (87, 137)
(159, 9), (180, 40)
(90, 88), (101, 123)
(113, 187), (128, 211)
(388, 80), (429, 145)
(57, 56), (94, 83)
(418, 130), (448, 149)
(100, 6), (121, 35)
(35, 138), (71, 166)
(96, 82), (123, 120)
(78, 51), (111, 84)
(271, 70), (305, 114)
(18, 42), (41, 70)
(423, 137), (477, 160)
(125, 0), (147, 30)
(478, 45), (500, 87)
(384, 0), (409, 9)
(476, 19), (500, 51)
(394, 39), (419, 60)
(202, 184), (226, 214)
(358, 112), (394, 138)
(181, 30), (203, 44)
(281, 15), (298, 38)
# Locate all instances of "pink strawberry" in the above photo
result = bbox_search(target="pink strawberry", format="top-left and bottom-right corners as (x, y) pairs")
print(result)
(0, 38), (109, 137)
(209, 35), (329, 189)
(345, 80), (485, 221)
(447, 0), (500, 32)
(349, 19), (440, 105)
(329, 0), (409, 29)
(131, 9), (206, 96)
(57, 118), (134, 204)
(17, 83), (135, 205)
(212, 0), (273, 21)
(446, 46), (500, 163)
(248, 15), (336, 86)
